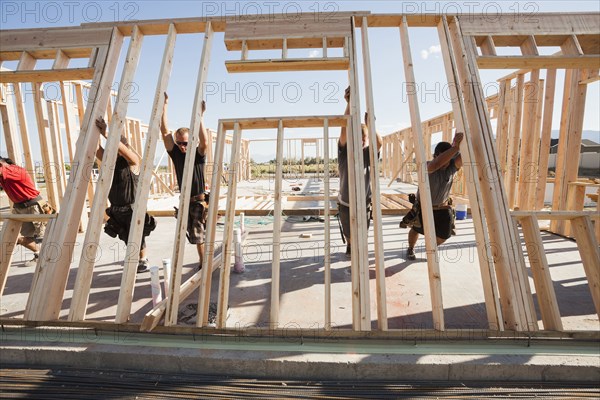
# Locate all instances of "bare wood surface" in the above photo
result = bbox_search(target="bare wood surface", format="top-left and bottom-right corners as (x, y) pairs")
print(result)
(165, 22), (214, 326)
(519, 215), (562, 331)
(225, 58), (349, 73)
(438, 18), (503, 330)
(116, 25), (176, 323)
(400, 16), (443, 330)
(0, 220), (22, 297)
(70, 26), (144, 322)
(361, 17), (387, 330)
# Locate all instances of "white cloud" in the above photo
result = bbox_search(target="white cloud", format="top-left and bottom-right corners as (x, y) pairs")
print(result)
(420, 45), (441, 60)
(308, 50), (320, 58)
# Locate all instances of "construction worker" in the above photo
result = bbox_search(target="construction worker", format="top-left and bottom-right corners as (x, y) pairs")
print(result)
(337, 86), (382, 257)
(0, 156), (51, 267)
(400, 132), (464, 260)
(160, 92), (209, 270)
(95, 117), (157, 273)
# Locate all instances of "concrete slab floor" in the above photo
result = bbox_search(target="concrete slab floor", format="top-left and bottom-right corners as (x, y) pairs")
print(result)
(1, 178), (598, 333)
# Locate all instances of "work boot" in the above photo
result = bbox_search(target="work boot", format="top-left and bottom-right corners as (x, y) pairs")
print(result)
(137, 259), (149, 273)
(23, 253), (39, 268)
(406, 247), (416, 261)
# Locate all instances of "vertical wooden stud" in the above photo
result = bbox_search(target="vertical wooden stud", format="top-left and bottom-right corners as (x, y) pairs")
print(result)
(401, 16), (444, 330)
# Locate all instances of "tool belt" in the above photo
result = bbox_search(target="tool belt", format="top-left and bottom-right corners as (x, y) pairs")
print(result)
(190, 193), (207, 203)
(190, 192), (210, 225)
(13, 195), (43, 209)
(432, 197), (453, 211)
(411, 203), (452, 213)
(13, 195), (56, 214)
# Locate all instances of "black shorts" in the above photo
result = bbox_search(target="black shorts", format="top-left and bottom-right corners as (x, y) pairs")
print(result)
(105, 205), (156, 249)
(338, 203), (371, 242)
(187, 201), (207, 245)
(413, 208), (454, 240)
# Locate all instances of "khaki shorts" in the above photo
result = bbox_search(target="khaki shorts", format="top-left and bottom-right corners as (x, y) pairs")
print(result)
(187, 201), (207, 245)
(13, 203), (46, 241)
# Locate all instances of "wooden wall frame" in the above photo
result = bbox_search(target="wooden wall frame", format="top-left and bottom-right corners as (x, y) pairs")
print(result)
(1, 11), (598, 336)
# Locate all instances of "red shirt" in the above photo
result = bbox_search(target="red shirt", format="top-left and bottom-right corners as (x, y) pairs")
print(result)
(0, 164), (40, 203)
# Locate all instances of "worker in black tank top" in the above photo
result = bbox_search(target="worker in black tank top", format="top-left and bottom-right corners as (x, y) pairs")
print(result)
(160, 92), (210, 271)
(95, 117), (157, 273)
(108, 155), (138, 206)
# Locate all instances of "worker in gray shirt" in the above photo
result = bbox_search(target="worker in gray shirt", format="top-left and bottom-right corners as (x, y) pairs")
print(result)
(400, 132), (464, 260)
(337, 86), (382, 257)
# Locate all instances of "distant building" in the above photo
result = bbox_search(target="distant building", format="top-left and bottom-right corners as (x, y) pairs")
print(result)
(550, 139), (600, 154)
(547, 139), (600, 173)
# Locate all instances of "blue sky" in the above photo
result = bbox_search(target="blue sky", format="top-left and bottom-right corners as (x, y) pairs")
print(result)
(1, 1), (599, 163)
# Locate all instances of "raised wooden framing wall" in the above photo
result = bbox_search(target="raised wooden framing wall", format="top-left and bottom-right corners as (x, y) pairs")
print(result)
(1, 12), (599, 336)
(195, 115), (379, 330)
